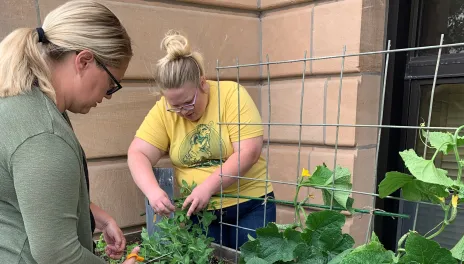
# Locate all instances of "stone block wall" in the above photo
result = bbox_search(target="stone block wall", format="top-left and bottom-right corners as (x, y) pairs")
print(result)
(1, 0), (387, 245)
(259, 0), (387, 245)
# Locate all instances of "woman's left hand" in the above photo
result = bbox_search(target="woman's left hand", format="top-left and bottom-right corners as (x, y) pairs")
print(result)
(102, 219), (126, 259)
(182, 183), (214, 217)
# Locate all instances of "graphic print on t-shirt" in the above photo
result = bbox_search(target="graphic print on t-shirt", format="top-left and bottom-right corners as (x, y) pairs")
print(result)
(178, 121), (227, 168)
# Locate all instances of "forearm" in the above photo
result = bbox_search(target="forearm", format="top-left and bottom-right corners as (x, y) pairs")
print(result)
(203, 149), (258, 195)
(127, 150), (161, 199)
(90, 203), (114, 230)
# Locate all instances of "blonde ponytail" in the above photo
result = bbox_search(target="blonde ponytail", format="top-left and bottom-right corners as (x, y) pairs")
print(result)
(0, 0), (132, 102)
(155, 30), (205, 90)
(0, 28), (55, 100)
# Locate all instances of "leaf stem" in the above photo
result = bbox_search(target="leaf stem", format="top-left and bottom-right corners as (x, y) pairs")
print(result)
(424, 220), (444, 237)
(294, 184), (302, 227)
(395, 232), (410, 259)
(397, 232), (409, 249)
(426, 206), (450, 239)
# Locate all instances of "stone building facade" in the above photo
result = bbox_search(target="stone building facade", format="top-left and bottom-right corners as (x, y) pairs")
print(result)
(1, 0), (387, 246)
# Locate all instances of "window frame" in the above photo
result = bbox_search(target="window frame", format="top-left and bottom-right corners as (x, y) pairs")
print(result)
(377, 0), (464, 250)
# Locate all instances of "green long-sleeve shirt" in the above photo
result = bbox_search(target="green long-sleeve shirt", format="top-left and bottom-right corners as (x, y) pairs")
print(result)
(0, 87), (105, 263)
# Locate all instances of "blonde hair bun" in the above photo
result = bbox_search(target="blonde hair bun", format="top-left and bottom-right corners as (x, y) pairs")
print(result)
(160, 30), (191, 60)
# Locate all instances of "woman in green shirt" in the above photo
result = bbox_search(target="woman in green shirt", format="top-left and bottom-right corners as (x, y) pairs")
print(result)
(0, 0), (139, 263)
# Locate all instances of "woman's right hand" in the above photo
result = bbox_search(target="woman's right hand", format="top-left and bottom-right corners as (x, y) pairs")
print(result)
(122, 247), (141, 264)
(148, 187), (176, 216)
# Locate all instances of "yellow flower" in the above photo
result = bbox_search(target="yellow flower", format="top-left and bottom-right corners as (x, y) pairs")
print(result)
(438, 196), (445, 203)
(301, 168), (311, 177)
(452, 195), (459, 208)
(420, 122), (425, 127)
(308, 194), (315, 199)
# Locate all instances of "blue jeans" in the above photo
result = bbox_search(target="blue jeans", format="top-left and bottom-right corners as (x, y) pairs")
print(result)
(191, 192), (276, 249)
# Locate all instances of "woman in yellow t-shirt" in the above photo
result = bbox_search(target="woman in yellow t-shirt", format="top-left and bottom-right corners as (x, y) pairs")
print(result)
(127, 30), (275, 249)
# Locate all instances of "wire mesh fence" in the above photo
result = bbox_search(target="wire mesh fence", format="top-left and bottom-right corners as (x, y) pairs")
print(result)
(212, 33), (464, 263)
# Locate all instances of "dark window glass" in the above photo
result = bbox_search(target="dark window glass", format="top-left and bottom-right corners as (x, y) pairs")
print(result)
(418, 0), (464, 56)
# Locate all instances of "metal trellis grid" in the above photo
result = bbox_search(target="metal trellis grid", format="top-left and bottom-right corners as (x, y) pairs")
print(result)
(212, 33), (464, 263)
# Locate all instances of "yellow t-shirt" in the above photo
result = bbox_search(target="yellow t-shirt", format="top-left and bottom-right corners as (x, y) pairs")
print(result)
(135, 80), (273, 209)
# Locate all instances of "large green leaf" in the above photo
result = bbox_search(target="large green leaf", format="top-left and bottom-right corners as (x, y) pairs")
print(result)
(246, 257), (269, 264)
(339, 233), (394, 264)
(378, 171), (449, 204)
(422, 129), (464, 154)
(399, 232), (457, 264)
(378, 172), (414, 198)
(401, 179), (449, 204)
(421, 130), (454, 154)
(303, 211), (355, 261)
(399, 149), (454, 187)
(327, 249), (353, 264)
(240, 223), (305, 263)
(256, 223), (302, 263)
(301, 165), (353, 212)
(239, 240), (260, 262)
(451, 235), (464, 261)
(293, 243), (327, 264)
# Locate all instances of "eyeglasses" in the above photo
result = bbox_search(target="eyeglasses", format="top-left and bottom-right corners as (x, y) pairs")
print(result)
(75, 51), (122, 95)
(165, 88), (198, 113)
(95, 58), (123, 96)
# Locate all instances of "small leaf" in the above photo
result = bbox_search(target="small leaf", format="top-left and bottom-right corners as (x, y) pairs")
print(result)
(302, 165), (353, 211)
(378, 172), (414, 198)
(399, 149), (454, 187)
(302, 165), (333, 186)
(456, 135), (464, 148)
(399, 232), (457, 264)
(450, 235), (464, 261)
(421, 130), (454, 154)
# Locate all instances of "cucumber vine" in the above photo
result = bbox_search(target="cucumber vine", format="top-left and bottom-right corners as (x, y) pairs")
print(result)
(239, 124), (464, 263)
(96, 125), (464, 263)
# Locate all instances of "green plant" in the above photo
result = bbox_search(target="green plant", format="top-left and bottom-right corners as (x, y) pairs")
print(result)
(239, 164), (358, 263)
(96, 181), (220, 264)
(136, 180), (219, 264)
(95, 233), (135, 264)
(140, 180), (221, 264)
(240, 126), (464, 264)
(377, 125), (464, 261)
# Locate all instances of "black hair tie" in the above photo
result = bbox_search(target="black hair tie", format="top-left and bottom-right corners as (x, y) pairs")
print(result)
(36, 27), (49, 44)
